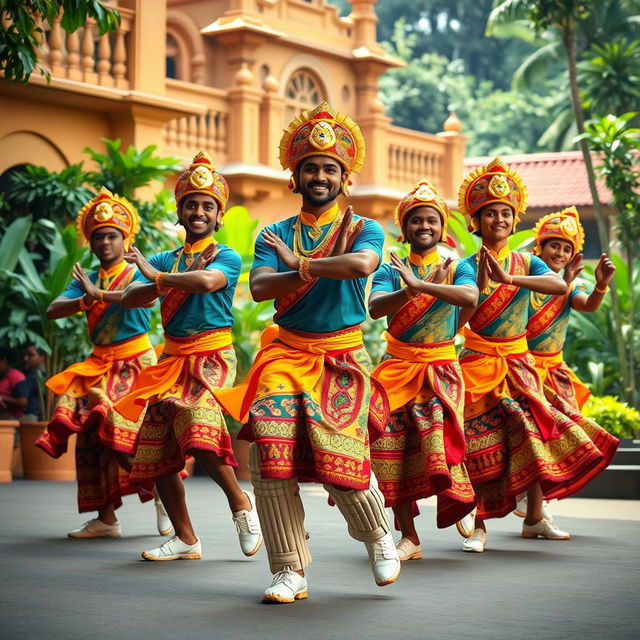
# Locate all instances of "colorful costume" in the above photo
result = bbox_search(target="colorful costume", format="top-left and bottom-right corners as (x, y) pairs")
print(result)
(36, 188), (156, 513)
(458, 160), (616, 520)
(114, 152), (242, 483)
(527, 206), (618, 453)
(370, 180), (476, 528)
(215, 103), (393, 577)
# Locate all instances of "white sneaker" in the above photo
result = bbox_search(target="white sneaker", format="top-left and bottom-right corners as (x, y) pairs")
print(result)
(541, 500), (554, 524)
(262, 567), (308, 604)
(462, 529), (486, 553)
(154, 498), (174, 536)
(396, 537), (422, 561)
(141, 535), (202, 561)
(455, 507), (477, 538)
(365, 532), (401, 586)
(513, 493), (527, 518)
(522, 519), (570, 540)
(232, 490), (263, 556)
(68, 518), (121, 539)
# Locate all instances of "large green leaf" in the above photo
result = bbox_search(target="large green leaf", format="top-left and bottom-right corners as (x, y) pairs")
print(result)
(0, 215), (32, 271)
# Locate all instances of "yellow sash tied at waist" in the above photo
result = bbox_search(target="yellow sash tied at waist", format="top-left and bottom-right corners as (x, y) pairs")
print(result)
(460, 328), (529, 397)
(214, 326), (363, 424)
(115, 328), (232, 422)
(46, 333), (153, 396)
(373, 332), (456, 412)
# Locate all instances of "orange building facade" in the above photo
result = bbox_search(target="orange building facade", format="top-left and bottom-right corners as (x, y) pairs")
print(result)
(0, 0), (467, 225)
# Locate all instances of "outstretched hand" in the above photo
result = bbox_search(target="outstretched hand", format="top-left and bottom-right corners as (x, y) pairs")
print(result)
(263, 229), (300, 271)
(432, 257), (452, 284)
(594, 253), (615, 289)
(389, 251), (420, 296)
(563, 253), (583, 285)
(187, 243), (216, 271)
(72, 263), (101, 301)
(332, 205), (363, 256)
(124, 246), (157, 282)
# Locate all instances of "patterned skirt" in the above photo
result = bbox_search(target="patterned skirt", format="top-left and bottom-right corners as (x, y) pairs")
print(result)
(462, 350), (617, 520)
(129, 348), (237, 483)
(36, 348), (156, 513)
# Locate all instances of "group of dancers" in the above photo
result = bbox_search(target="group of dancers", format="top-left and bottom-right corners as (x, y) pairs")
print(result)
(35, 102), (619, 603)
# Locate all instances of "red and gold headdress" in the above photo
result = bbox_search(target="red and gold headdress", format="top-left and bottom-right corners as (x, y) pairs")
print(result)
(458, 158), (528, 232)
(532, 206), (585, 255)
(76, 187), (139, 249)
(174, 150), (229, 211)
(394, 179), (450, 242)
(279, 101), (365, 193)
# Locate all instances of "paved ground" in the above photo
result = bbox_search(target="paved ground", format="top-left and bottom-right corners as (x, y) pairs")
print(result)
(1, 478), (638, 640)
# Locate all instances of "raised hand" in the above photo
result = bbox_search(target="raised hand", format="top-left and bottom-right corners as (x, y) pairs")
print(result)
(481, 246), (512, 284)
(390, 251), (421, 295)
(476, 250), (490, 292)
(263, 229), (300, 271)
(563, 252), (583, 285)
(432, 256), (452, 284)
(594, 253), (615, 289)
(187, 243), (216, 271)
(124, 246), (157, 281)
(72, 263), (101, 301)
(332, 205), (363, 256)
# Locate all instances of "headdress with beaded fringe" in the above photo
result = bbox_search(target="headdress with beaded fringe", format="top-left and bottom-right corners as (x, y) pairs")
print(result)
(76, 187), (139, 250)
(532, 206), (585, 255)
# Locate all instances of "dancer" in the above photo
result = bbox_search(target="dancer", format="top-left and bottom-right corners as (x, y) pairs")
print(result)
(215, 102), (400, 603)
(456, 159), (616, 552)
(115, 151), (262, 562)
(368, 180), (478, 561)
(36, 188), (161, 538)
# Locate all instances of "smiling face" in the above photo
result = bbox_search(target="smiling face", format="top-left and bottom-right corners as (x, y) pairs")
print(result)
(403, 206), (442, 253)
(540, 238), (574, 272)
(477, 203), (514, 243)
(179, 194), (221, 242)
(297, 155), (347, 209)
(90, 226), (125, 268)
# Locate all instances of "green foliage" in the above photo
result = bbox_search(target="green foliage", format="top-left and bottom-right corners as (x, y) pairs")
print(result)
(583, 395), (640, 439)
(0, 0), (120, 83)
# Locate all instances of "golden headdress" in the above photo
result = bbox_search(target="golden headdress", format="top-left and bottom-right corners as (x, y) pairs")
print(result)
(394, 179), (450, 243)
(458, 158), (528, 232)
(532, 206), (585, 255)
(174, 150), (229, 211)
(279, 102), (365, 192)
(76, 187), (139, 249)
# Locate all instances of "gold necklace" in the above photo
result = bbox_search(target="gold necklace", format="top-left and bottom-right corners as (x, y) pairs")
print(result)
(292, 210), (344, 258)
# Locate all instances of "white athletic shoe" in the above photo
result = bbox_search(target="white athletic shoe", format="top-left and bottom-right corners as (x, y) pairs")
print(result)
(68, 518), (121, 539)
(395, 537), (422, 562)
(232, 490), (263, 556)
(365, 532), (401, 586)
(141, 535), (202, 561)
(455, 507), (477, 538)
(522, 519), (570, 540)
(462, 529), (487, 553)
(154, 498), (174, 536)
(262, 567), (308, 604)
(514, 495), (554, 524)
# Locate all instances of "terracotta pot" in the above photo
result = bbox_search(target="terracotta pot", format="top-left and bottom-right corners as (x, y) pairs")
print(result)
(0, 420), (19, 482)
(231, 430), (251, 482)
(20, 421), (76, 481)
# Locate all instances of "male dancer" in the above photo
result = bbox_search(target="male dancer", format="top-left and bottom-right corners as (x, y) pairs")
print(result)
(115, 151), (262, 562)
(216, 102), (400, 603)
(36, 188), (161, 537)
(368, 180), (478, 561)
(456, 159), (615, 552)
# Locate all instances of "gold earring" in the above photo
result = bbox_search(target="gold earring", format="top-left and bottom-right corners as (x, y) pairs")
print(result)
(341, 181), (350, 197)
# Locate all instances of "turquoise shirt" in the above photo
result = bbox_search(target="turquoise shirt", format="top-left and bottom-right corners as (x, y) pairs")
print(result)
(252, 213), (384, 333)
(372, 258), (476, 344)
(527, 280), (588, 353)
(143, 243), (241, 338)
(61, 268), (151, 345)
(461, 251), (551, 338)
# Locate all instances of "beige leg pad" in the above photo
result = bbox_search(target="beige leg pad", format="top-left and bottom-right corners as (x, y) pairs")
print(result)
(324, 474), (390, 543)
(249, 443), (312, 573)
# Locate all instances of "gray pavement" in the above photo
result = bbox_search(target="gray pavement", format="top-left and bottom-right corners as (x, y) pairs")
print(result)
(0, 478), (638, 640)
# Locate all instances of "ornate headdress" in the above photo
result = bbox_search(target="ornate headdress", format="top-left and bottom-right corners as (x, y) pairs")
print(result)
(394, 179), (450, 243)
(76, 187), (139, 249)
(458, 158), (528, 232)
(174, 150), (229, 211)
(279, 102), (365, 194)
(532, 206), (585, 255)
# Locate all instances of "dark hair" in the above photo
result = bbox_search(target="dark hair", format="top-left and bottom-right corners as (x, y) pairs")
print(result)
(0, 346), (16, 362)
(24, 343), (46, 357)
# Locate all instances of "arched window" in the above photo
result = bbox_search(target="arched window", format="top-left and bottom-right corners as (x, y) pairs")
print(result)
(284, 69), (327, 124)
(166, 33), (181, 80)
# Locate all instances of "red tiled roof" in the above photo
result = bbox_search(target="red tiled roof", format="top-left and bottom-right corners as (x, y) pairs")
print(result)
(463, 151), (612, 209)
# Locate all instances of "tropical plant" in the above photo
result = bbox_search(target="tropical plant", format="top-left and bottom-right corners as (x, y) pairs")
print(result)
(583, 395), (640, 439)
(0, 0), (121, 83)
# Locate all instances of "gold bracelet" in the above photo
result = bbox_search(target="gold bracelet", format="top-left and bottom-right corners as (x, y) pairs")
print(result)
(298, 257), (315, 283)
(595, 284), (609, 294)
(155, 271), (169, 295)
(97, 289), (104, 303)
(78, 295), (95, 311)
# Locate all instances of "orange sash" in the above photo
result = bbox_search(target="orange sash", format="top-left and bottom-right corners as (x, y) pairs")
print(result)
(527, 294), (567, 340)
(46, 333), (153, 396)
(115, 328), (232, 422)
(531, 349), (591, 409)
(86, 265), (136, 336)
(215, 326), (363, 424)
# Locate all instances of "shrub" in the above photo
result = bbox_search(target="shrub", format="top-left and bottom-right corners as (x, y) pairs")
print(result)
(583, 395), (640, 439)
